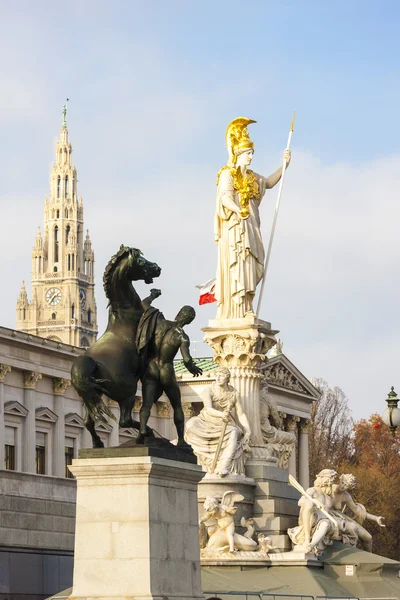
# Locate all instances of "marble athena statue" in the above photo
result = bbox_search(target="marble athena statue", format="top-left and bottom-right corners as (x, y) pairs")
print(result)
(214, 117), (291, 319)
(184, 367), (251, 477)
(259, 378), (296, 469)
(288, 470), (385, 556)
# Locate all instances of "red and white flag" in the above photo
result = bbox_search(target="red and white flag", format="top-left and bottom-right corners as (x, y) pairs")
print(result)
(196, 278), (216, 305)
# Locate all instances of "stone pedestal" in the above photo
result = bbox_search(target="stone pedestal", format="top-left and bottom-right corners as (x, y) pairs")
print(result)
(68, 448), (204, 600)
(245, 463), (300, 552)
(203, 316), (277, 455)
(198, 474), (256, 526)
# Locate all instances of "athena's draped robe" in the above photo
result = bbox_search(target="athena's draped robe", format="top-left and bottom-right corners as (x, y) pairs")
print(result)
(214, 169), (269, 319)
(184, 385), (248, 476)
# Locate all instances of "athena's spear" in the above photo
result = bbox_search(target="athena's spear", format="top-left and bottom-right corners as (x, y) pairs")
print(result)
(256, 111), (296, 317)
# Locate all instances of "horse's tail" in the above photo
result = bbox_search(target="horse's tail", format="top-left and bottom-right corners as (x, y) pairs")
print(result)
(71, 355), (117, 425)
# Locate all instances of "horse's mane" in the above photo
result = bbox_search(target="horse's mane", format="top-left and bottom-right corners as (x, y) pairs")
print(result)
(103, 245), (142, 301)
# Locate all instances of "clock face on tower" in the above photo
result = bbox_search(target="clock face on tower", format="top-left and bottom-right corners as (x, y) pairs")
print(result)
(79, 289), (86, 308)
(45, 287), (62, 306)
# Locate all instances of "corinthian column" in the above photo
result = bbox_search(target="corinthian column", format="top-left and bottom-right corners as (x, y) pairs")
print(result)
(0, 365), (12, 468)
(23, 371), (42, 473)
(53, 378), (71, 477)
(286, 415), (300, 479)
(299, 419), (310, 489)
(203, 316), (278, 460)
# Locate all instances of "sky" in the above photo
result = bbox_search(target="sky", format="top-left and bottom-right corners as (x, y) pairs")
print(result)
(1, 0), (400, 420)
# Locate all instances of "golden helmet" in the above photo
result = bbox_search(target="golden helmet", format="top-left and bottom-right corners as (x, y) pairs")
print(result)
(226, 117), (256, 166)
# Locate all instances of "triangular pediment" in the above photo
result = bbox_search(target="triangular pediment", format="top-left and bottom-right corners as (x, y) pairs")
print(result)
(4, 400), (28, 417)
(262, 354), (320, 400)
(65, 412), (85, 428)
(119, 428), (137, 437)
(36, 406), (58, 423)
(95, 421), (113, 433)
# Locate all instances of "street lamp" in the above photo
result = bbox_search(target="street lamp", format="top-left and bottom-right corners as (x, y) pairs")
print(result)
(382, 387), (400, 436)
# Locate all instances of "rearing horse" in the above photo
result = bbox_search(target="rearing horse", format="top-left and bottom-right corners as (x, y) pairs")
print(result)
(71, 245), (161, 447)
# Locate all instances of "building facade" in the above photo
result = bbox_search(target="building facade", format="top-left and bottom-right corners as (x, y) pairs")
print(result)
(16, 108), (97, 347)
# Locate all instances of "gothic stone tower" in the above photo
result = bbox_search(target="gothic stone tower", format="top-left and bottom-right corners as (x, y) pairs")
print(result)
(16, 106), (98, 347)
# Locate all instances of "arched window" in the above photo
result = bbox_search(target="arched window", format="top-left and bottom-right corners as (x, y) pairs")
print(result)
(65, 208), (68, 218)
(23, 308), (26, 320)
(71, 303), (75, 319)
(56, 210), (60, 219)
(51, 313), (56, 320)
(72, 177), (75, 197)
(53, 266), (58, 272)
(71, 254), (75, 271)
(54, 226), (59, 262)
(88, 260), (91, 276)
(80, 337), (90, 348)
(65, 176), (69, 198)
(66, 225), (70, 244)
(68, 254), (71, 271)
(87, 308), (92, 324)
(57, 176), (61, 198)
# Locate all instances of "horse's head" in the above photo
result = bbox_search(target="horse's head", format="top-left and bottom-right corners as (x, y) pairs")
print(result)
(103, 245), (161, 305)
(126, 247), (161, 283)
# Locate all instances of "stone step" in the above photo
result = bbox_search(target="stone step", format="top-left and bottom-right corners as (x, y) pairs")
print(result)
(253, 497), (300, 517)
(255, 479), (300, 500)
(252, 514), (297, 533)
(246, 464), (288, 483)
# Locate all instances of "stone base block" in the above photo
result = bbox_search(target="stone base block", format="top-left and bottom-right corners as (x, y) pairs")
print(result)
(198, 475), (255, 527)
(67, 452), (204, 600)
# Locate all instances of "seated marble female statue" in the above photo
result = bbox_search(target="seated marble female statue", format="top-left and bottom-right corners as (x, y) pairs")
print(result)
(260, 378), (296, 469)
(184, 367), (251, 477)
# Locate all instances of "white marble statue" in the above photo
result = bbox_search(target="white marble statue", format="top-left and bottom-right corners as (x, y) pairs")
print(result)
(288, 470), (385, 556)
(199, 492), (258, 553)
(184, 367), (251, 477)
(214, 117), (291, 319)
(259, 378), (296, 468)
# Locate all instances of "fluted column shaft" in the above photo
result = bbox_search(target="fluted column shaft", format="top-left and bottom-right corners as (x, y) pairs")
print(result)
(0, 365), (11, 468)
(23, 371), (42, 473)
(299, 419), (310, 489)
(286, 415), (300, 479)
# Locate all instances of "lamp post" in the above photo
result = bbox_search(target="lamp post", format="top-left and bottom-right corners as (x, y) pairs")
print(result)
(382, 386), (400, 436)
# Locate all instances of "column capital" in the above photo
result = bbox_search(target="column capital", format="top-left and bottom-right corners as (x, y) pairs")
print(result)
(53, 377), (71, 395)
(23, 371), (42, 389)
(156, 402), (171, 418)
(182, 402), (194, 418)
(300, 418), (310, 434)
(0, 364), (11, 382)
(286, 414), (300, 431)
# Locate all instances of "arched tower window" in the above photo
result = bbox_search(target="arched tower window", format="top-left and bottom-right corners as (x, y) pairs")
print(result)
(52, 312), (56, 320)
(66, 225), (70, 244)
(72, 177), (75, 197)
(57, 176), (60, 198)
(23, 308), (26, 320)
(87, 308), (92, 324)
(65, 208), (68, 218)
(71, 303), (75, 319)
(54, 226), (59, 262)
(68, 254), (71, 271)
(56, 210), (60, 219)
(65, 176), (69, 198)
(53, 266), (58, 272)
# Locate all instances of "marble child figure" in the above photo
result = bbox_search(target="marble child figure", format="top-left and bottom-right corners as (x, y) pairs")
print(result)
(184, 367), (251, 477)
(214, 117), (291, 319)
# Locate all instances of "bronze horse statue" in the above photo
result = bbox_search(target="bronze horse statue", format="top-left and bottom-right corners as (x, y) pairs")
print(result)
(71, 245), (161, 447)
